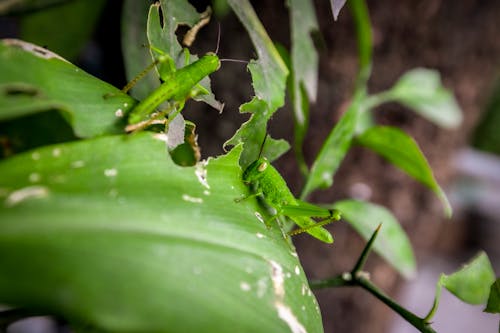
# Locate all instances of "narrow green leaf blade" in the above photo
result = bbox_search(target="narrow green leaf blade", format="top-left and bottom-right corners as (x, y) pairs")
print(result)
(485, 279), (500, 314)
(301, 90), (365, 198)
(356, 125), (451, 217)
(441, 252), (495, 305)
(287, 0), (319, 174)
(0, 39), (136, 137)
(0, 134), (323, 333)
(225, 0), (289, 167)
(333, 200), (416, 279)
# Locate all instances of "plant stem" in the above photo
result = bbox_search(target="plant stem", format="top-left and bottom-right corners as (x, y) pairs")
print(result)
(310, 274), (437, 333)
(357, 277), (437, 333)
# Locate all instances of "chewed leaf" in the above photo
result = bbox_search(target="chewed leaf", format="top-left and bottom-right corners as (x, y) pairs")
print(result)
(333, 200), (416, 279)
(367, 68), (463, 129)
(441, 252), (495, 305)
(0, 39), (136, 137)
(0, 133), (323, 333)
(484, 279), (500, 314)
(148, 0), (221, 108)
(356, 126), (451, 217)
(224, 0), (289, 168)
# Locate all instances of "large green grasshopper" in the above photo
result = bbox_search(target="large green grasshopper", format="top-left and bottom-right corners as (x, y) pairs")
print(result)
(122, 50), (220, 132)
(241, 139), (341, 243)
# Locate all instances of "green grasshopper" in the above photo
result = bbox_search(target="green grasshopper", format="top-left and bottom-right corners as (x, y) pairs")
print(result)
(122, 49), (220, 132)
(241, 137), (341, 243)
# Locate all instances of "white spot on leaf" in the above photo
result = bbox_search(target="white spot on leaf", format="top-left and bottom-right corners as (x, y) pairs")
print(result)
(256, 232), (265, 239)
(240, 282), (251, 291)
(195, 162), (210, 189)
(153, 133), (169, 144)
(29, 173), (41, 183)
(31, 152), (40, 160)
(276, 302), (307, 333)
(257, 278), (268, 298)
(115, 109), (124, 117)
(71, 160), (85, 169)
(301, 284), (307, 296)
(182, 194), (203, 203)
(5, 186), (49, 207)
(254, 212), (265, 224)
(321, 171), (330, 183)
(269, 260), (285, 299)
(295, 266), (300, 275)
(104, 168), (118, 177)
(52, 148), (61, 157)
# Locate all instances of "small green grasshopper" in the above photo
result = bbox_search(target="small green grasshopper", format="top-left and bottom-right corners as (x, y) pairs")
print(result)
(123, 49), (220, 132)
(241, 138), (341, 243)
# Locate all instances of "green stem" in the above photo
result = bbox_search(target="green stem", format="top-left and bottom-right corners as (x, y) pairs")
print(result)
(310, 274), (437, 333)
(423, 274), (445, 323)
(351, 224), (381, 274)
(357, 277), (437, 333)
(310, 225), (437, 333)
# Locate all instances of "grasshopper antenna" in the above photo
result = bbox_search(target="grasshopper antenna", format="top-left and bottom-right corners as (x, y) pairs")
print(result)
(215, 23), (248, 64)
(219, 58), (248, 64)
(258, 134), (268, 159)
(215, 22), (221, 55)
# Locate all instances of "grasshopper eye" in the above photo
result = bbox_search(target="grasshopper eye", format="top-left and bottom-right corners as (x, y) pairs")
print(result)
(257, 161), (268, 172)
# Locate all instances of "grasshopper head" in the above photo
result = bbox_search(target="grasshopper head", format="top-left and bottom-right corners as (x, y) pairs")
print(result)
(242, 157), (268, 184)
(203, 52), (221, 71)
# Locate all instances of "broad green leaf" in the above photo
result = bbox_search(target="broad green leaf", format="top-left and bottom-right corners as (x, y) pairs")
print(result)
(287, 0), (319, 158)
(0, 0), (71, 15)
(0, 39), (135, 137)
(441, 252), (495, 305)
(333, 200), (416, 279)
(367, 68), (463, 128)
(0, 133), (323, 333)
(224, 0), (289, 168)
(19, 0), (106, 61)
(330, 0), (347, 20)
(301, 89), (365, 198)
(356, 126), (451, 217)
(485, 279), (500, 313)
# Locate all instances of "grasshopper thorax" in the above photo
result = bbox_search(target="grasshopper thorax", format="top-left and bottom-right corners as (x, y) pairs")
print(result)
(242, 157), (268, 184)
